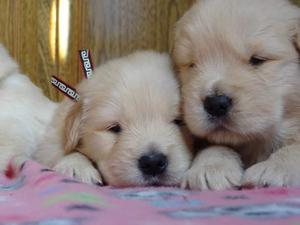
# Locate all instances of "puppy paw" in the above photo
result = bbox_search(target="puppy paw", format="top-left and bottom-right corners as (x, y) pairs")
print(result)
(243, 161), (283, 187)
(53, 152), (103, 186)
(181, 146), (243, 190)
(243, 146), (300, 187)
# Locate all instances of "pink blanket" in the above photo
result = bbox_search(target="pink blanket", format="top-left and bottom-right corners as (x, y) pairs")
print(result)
(1, 160), (300, 225)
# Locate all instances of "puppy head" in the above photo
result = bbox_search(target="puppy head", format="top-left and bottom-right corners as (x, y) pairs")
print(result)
(64, 51), (192, 187)
(173, 0), (300, 145)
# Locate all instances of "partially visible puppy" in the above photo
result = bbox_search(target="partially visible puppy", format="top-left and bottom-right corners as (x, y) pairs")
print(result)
(173, 0), (300, 190)
(0, 44), (57, 173)
(34, 51), (192, 187)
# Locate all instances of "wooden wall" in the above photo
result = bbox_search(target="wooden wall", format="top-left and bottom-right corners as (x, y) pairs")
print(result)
(0, 0), (194, 101)
(0, 0), (299, 101)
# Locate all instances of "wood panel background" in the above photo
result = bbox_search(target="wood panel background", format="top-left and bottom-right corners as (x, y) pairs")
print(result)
(0, 0), (194, 101)
(0, 0), (299, 101)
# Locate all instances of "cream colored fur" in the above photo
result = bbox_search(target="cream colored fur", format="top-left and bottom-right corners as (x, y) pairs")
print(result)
(0, 44), (57, 172)
(34, 51), (192, 187)
(173, 0), (300, 190)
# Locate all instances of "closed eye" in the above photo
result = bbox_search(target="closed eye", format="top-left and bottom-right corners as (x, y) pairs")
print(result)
(107, 123), (122, 134)
(188, 63), (196, 68)
(173, 118), (184, 126)
(249, 55), (269, 66)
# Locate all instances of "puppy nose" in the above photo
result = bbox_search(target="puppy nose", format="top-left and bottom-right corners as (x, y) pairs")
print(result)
(138, 152), (168, 176)
(204, 94), (232, 118)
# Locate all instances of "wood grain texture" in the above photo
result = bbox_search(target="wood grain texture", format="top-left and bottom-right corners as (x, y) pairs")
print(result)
(0, 0), (299, 101)
(292, 0), (300, 5)
(0, 0), (58, 100)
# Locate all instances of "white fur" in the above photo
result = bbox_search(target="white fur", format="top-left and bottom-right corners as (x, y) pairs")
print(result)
(0, 44), (57, 172)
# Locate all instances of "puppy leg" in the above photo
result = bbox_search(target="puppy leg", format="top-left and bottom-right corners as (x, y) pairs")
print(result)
(243, 145), (300, 187)
(0, 147), (23, 173)
(181, 146), (243, 190)
(0, 133), (29, 174)
(53, 152), (103, 185)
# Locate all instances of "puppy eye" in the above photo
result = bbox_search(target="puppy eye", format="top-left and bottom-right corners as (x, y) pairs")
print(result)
(249, 56), (268, 66)
(188, 63), (196, 69)
(173, 118), (184, 126)
(107, 123), (122, 134)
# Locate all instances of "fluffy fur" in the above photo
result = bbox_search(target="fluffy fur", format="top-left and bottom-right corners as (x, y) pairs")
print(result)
(34, 51), (192, 187)
(0, 44), (57, 172)
(173, 0), (300, 190)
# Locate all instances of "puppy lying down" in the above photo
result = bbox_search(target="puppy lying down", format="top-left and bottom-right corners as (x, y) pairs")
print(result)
(34, 51), (192, 187)
(174, 0), (300, 190)
(0, 45), (57, 173)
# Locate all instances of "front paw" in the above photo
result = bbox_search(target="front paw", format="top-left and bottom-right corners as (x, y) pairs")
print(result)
(243, 159), (299, 187)
(243, 159), (288, 187)
(53, 152), (103, 186)
(243, 145), (300, 187)
(181, 146), (243, 191)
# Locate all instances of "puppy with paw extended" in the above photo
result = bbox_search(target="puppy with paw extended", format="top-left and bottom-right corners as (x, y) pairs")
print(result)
(34, 51), (192, 187)
(0, 45), (57, 173)
(173, 0), (300, 190)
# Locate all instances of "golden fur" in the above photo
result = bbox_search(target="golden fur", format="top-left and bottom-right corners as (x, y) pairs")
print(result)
(34, 51), (192, 187)
(173, 0), (300, 190)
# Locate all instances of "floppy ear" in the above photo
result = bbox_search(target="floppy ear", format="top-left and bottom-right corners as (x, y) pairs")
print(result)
(64, 101), (83, 154)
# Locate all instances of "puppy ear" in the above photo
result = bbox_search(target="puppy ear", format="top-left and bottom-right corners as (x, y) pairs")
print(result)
(64, 101), (83, 154)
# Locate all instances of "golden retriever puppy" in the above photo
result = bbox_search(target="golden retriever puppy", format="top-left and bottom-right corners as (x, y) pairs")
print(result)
(34, 51), (192, 187)
(173, 0), (300, 190)
(0, 44), (57, 173)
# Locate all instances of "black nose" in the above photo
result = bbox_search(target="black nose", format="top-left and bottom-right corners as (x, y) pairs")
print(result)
(138, 152), (168, 176)
(204, 94), (232, 118)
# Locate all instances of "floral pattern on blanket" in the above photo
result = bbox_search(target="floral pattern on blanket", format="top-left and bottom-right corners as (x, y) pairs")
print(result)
(1, 160), (300, 225)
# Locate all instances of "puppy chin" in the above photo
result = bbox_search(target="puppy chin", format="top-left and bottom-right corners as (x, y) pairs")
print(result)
(103, 177), (144, 188)
(97, 160), (151, 187)
(103, 172), (183, 188)
(206, 129), (248, 146)
(160, 173), (184, 187)
(185, 116), (246, 145)
(185, 107), (279, 146)
(98, 160), (184, 187)
(98, 164), (141, 187)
